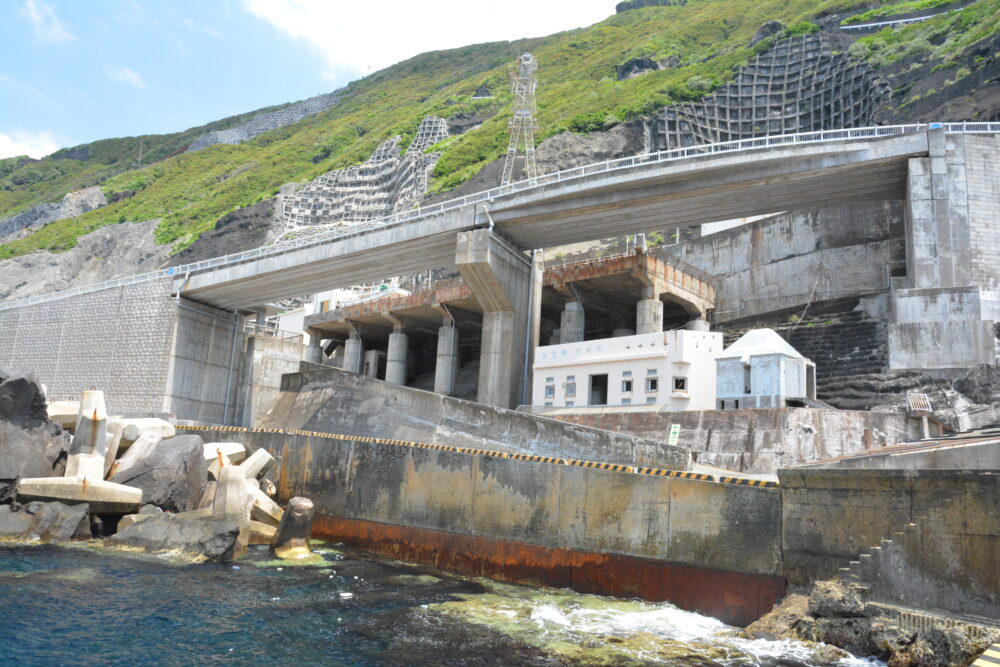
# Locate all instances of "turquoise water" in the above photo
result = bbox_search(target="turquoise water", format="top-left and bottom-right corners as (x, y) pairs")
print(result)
(0, 543), (880, 666)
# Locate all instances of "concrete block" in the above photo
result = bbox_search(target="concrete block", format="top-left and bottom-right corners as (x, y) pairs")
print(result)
(202, 441), (246, 463)
(207, 453), (232, 481)
(212, 466), (250, 556)
(239, 448), (274, 480)
(249, 520), (277, 545)
(47, 400), (80, 430)
(270, 497), (314, 558)
(247, 482), (283, 526)
(17, 477), (142, 514)
(65, 390), (108, 480)
(121, 418), (175, 443)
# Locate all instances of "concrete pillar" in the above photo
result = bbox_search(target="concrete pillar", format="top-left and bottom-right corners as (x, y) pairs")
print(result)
(560, 301), (585, 344)
(456, 229), (538, 409)
(434, 324), (459, 395)
(213, 466), (250, 558)
(685, 318), (710, 331)
(363, 350), (380, 378)
(343, 334), (363, 374)
(65, 390), (108, 479)
(304, 329), (323, 364)
(386, 332), (408, 385)
(636, 299), (663, 334)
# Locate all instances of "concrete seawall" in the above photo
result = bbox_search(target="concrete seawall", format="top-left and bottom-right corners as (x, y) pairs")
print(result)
(261, 365), (690, 469)
(182, 425), (784, 626)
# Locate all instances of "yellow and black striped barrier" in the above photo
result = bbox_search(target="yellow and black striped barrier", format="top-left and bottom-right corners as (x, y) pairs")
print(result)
(973, 644), (1000, 666)
(176, 425), (778, 488)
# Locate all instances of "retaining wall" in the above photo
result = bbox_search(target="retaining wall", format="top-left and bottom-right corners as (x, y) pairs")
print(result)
(538, 407), (919, 474)
(260, 365), (690, 469)
(778, 468), (1000, 598)
(181, 425), (784, 626)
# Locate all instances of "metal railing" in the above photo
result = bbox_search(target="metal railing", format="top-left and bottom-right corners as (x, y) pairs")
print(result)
(840, 6), (967, 31)
(2, 122), (999, 314)
(243, 322), (304, 343)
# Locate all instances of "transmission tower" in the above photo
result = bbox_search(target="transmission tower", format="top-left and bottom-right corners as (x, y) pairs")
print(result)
(501, 53), (539, 186)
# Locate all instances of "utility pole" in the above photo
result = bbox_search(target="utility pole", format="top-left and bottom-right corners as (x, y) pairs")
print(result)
(501, 53), (539, 186)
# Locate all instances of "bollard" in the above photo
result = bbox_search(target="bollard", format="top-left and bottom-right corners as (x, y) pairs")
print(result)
(271, 497), (315, 560)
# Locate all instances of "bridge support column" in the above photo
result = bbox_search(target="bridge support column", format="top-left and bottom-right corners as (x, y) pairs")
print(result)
(636, 293), (663, 335)
(363, 350), (380, 378)
(560, 301), (585, 344)
(343, 333), (364, 374)
(456, 229), (539, 409)
(890, 129), (998, 372)
(386, 332), (408, 385)
(434, 324), (459, 396)
(304, 329), (323, 364)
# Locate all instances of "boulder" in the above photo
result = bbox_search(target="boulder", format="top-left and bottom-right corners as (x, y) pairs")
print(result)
(0, 421), (67, 501)
(750, 20), (785, 47)
(0, 501), (90, 542)
(809, 579), (867, 618)
(954, 363), (1000, 405)
(106, 513), (241, 562)
(0, 369), (49, 430)
(110, 434), (207, 513)
(616, 57), (660, 81)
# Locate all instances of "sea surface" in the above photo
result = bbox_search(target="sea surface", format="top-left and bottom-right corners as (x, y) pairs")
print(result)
(0, 542), (883, 666)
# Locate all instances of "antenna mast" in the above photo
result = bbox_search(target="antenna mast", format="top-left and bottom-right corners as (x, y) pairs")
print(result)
(501, 53), (539, 186)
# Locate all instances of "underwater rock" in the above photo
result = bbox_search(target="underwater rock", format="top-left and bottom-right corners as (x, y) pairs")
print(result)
(107, 513), (240, 562)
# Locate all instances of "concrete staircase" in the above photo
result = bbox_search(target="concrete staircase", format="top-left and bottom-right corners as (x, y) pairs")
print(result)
(836, 516), (1000, 634)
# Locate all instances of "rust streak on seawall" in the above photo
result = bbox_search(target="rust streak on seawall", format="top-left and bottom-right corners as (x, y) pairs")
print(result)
(313, 513), (786, 627)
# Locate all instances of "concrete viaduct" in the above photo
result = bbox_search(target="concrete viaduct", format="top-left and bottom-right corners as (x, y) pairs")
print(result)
(2, 124), (998, 419)
(174, 126), (1000, 409)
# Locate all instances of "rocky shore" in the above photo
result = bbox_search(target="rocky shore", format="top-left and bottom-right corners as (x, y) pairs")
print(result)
(0, 367), (314, 564)
(744, 580), (998, 666)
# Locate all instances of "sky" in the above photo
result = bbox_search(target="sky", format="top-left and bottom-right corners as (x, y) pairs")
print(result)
(0, 0), (617, 160)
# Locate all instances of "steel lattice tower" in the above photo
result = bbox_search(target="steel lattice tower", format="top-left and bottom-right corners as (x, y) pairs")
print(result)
(501, 53), (539, 186)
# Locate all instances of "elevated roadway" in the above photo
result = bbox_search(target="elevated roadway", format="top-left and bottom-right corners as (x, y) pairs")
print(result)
(176, 127), (940, 309)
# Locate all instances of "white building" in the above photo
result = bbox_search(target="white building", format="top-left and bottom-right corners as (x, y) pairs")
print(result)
(715, 328), (816, 409)
(532, 330), (723, 410)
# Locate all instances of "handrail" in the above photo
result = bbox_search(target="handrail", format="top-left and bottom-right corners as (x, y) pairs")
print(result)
(2, 122), (999, 313)
(840, 5), (967, 31)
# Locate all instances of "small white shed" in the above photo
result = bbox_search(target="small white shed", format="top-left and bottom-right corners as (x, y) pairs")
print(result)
(716, 328), (816, 409)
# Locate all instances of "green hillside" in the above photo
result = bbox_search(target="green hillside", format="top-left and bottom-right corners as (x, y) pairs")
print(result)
(1, 0), (997, 261)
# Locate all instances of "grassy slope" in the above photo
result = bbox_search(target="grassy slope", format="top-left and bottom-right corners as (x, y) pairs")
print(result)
(1, 0), (991, 261)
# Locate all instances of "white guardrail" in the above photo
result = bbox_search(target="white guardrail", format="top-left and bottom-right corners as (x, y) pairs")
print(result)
(840, 6), (966, 31)
(2, 122), (999, 313)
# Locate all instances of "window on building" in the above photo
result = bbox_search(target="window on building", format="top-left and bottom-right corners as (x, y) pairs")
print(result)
(647, 368), (658, 375)
(673, 377), (687, 391)
(743, 365), (752, 394)
(565, 381), (576, 398)
(621, 379), (633, 393)
(566, 401), (574, 407)
(546, 376), (555, 383)
(622, 398), (631, 405)
(545, 384), (555, 398)
(545, 402), (553, 407)
(646, 396), (656, 404)
(646, 377), (659, 392)
(623, 370), (632, 377)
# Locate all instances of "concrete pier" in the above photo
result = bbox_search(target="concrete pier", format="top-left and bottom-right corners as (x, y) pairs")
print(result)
(343, 333), (363, 374)
(363, 350), (380, 378)
(456, 229), (539, 409)
(304, 329), (323, 364)
(560, 301), (584, 343)
(433, 324), (459, 396)
(385, 332), (408, 385)
(636, 298), (663, 334)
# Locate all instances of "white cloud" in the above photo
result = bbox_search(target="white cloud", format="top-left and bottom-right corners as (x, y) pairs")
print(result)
(105, 64), (147, 89)
(0, 130), (61, 160)
(20, 0), (76, 44)
(242, 0), (614, 81)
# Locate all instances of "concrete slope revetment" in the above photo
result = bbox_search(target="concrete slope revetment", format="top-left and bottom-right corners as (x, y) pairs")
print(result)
(259, 364), (689, 470)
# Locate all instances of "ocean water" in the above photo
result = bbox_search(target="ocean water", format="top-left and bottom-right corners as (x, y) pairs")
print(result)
(0, 543), (882, 666)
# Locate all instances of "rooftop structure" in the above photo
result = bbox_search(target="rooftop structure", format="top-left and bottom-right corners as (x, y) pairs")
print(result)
(716, 328), (816, 409)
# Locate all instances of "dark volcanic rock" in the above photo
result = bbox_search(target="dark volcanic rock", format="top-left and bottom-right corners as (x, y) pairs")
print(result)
(0, 369), (48, 430)
(107, 514), (240, 562)
(110, 434), (208, 512)
(0, 501), (90, 542)
(167, 198), (277, 266)
(750, 21), (785, 47)
(617, 57), (660, 80)
(954, 363), (1000, 405)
